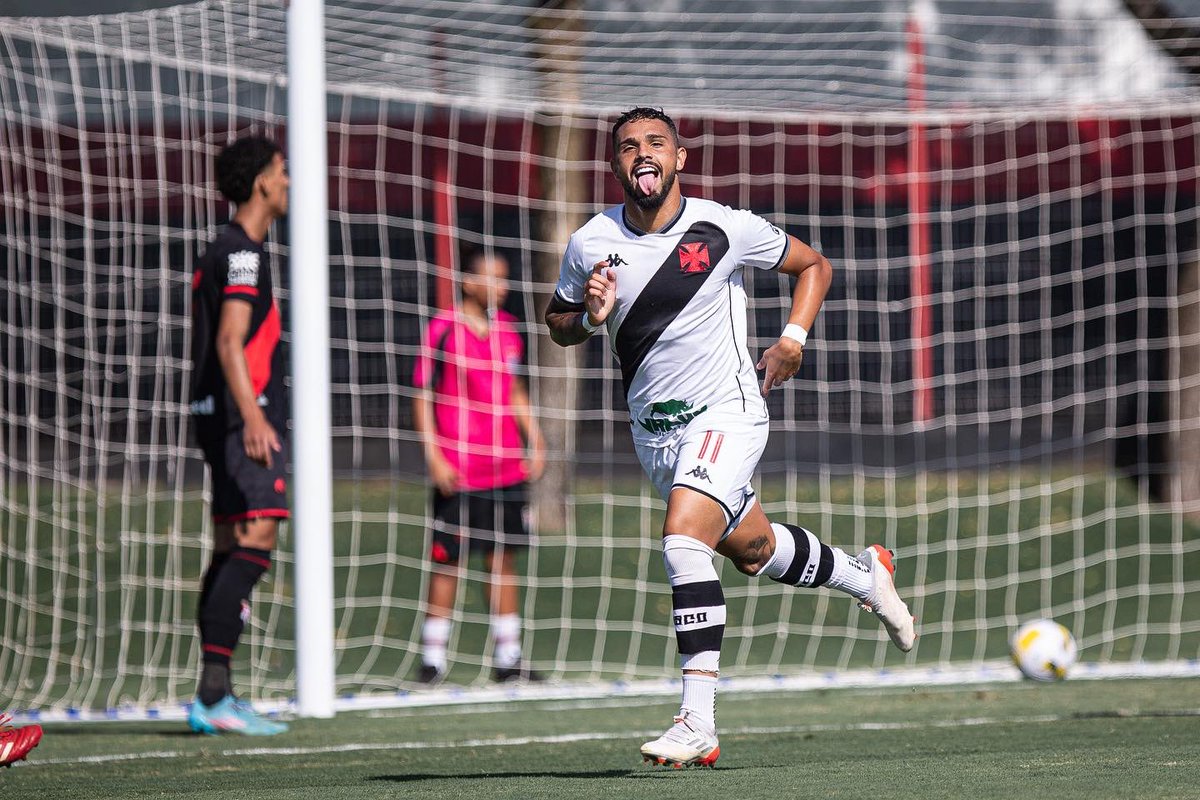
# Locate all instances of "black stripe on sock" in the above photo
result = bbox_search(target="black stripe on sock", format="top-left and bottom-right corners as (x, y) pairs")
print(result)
(775, 525), (810, 585)
(671, 579), (725, 610)
(812, 540), (834, 586)
(676, 625), (726, 655)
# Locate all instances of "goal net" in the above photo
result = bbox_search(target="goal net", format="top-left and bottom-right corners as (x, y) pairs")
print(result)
(2, 0), (1199, 714)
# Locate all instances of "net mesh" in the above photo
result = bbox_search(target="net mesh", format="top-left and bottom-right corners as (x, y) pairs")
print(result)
(2, 0), (1199, 711)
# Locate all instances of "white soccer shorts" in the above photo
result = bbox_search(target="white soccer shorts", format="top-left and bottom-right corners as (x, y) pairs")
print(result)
(634, 412), (769, 541)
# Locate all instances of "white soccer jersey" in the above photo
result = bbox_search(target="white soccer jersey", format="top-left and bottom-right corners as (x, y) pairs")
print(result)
(554, 197), (790, 443)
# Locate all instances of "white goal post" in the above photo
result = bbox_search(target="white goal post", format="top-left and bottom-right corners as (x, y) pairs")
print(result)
(1, 1), (1199, 717)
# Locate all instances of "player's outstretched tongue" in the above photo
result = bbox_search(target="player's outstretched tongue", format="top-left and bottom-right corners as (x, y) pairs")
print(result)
(638, 173), (658, 195)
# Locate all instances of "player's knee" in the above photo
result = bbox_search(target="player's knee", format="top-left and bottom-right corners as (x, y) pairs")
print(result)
(731, 552), (767, 575)
(724, 534), (774, 575)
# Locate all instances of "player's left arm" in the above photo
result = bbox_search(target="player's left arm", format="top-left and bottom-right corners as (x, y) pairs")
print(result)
(756, 234), (833, 396)
(508, 377), (546, 481)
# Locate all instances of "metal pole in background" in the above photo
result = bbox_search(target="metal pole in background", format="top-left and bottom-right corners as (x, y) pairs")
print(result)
(908, 10), (934, 424)
(286, 0), (335, 718)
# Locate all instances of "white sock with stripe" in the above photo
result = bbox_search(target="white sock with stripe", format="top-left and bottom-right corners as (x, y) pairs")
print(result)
(662, 535), (724, 731)
(759, 523), (872, 600)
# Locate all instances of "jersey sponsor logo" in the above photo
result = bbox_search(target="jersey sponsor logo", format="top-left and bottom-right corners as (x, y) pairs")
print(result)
(636, 398), (708, 434)
(678, 242), (711, 273)
(685, 465), (711, 483)
(190, 395), (215, 415)
(227, 250), (261, 287)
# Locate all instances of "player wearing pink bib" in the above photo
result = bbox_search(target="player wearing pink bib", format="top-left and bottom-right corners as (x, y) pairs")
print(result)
(415, 311), (528, 492)
(412, 250), (546, 684)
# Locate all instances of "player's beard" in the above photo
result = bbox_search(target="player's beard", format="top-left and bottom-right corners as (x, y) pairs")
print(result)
(621, 166), (677, 211)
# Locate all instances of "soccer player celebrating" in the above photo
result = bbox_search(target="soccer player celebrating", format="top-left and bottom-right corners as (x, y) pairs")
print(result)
(545, 108), (916, 768)
(186, 136), (290, 735)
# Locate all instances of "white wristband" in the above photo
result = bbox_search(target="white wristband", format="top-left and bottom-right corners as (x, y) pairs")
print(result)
(781, 323), (808, 347)
(581, 312), (601, 333)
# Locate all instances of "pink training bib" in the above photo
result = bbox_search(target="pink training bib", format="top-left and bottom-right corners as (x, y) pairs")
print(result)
(413, 310), (527, 491)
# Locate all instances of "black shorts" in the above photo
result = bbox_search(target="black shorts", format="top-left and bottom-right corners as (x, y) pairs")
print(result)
(429, 483), (531, 564)
(196, 424), (290, 524)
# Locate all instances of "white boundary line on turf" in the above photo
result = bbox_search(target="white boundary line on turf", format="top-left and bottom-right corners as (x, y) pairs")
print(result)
(13, 660), (1200, 724)
(32, 709), (1200, 768)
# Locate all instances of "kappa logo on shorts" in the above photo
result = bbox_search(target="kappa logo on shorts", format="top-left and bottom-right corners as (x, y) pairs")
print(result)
(273, 478), (286, 494)
(685, 465), (711, 483)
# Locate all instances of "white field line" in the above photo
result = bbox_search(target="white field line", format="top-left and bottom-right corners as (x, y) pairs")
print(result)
(14, 660), (1200, 724)
(32, 713), (1085, 767)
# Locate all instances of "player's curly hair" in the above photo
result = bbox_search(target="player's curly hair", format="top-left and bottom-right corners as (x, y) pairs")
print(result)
(215, 136), (282, 204)
(610, 107), (679, 154)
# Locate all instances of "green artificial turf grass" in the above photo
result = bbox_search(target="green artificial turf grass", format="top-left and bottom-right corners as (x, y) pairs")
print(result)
(7, 677), (1198, 800)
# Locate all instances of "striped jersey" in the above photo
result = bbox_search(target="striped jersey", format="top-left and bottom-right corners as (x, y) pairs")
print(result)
(554, 197), (790, 443)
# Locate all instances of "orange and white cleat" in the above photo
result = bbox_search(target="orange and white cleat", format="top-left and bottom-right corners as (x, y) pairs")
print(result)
(856, 545), (917, 652)
(640, 710), (720, 768)
(0, 713), (43, 768)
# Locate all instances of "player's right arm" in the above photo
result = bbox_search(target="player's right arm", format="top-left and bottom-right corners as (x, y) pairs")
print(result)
(411, 387), (459, 496)
(215, 301), (281, 468)
(545, 260), (617, 347)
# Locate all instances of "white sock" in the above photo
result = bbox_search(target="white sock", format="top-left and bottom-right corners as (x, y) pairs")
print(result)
(759, 522), (797, 579)
(421, 616), (451, 672)
(825, 547), (873, 601)
(490, 613), (523, 669)
(662, 535), (725, 673)
(759, 523), (870, 599)
(681, 673), (718, 730)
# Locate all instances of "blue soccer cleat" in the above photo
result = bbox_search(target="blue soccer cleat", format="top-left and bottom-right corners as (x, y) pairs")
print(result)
(188, 696), (288, 736)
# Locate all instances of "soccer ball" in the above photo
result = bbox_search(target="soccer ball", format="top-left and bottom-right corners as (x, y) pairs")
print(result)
(1010, 619), (1077, 681)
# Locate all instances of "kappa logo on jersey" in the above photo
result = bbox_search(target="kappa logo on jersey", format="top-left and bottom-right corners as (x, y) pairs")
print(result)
(227, 250), (261, 286)
(608, 253), (628, 267)
(678, 242), (711, 273)
(637, 398), (708, 434)
(685, 465), (711, 483)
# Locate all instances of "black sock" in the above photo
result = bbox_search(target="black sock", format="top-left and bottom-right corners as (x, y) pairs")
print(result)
(197, 546), (271, 700)
(197, 550), (232, 629)
(199, 662), (230, 707)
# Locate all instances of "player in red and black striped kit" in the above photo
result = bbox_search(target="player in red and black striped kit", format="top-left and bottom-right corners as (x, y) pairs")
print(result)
(187, 136), (290, 736)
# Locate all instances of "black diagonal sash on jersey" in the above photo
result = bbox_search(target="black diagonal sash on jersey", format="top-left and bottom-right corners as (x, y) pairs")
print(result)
(613, 221), (731, 398)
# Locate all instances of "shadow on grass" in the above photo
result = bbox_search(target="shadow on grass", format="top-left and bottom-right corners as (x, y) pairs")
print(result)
(37, 726), (195, 738)
(369, 766), (747, 782)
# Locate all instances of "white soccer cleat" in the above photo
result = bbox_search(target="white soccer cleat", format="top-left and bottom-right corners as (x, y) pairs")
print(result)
(640, 710), (720, 768)
(856, 544), (917, 652)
